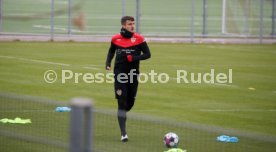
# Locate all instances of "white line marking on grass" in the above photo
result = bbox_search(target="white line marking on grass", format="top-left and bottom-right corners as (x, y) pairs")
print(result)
(33, 25), (67, 31)
(86, 64), (103, 67)
(82, 66), (100, 70)
(0, 55), (70, 66)
(0, 55), (102, 71)
(33, 25), (88, 33)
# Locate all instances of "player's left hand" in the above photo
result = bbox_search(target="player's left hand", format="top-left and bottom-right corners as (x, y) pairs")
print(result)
(106, 66), (111, 71)
(127, 55), (133, 62)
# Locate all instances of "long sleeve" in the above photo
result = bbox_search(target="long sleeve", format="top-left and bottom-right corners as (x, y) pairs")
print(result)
(105, 42), (116, 67)
(133, 42), (151, 61)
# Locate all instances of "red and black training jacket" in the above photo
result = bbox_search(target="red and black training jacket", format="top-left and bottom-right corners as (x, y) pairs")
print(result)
(105, 32), (151, 74)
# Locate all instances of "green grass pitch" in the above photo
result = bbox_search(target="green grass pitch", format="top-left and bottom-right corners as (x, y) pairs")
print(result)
(0, 42), (276, 152)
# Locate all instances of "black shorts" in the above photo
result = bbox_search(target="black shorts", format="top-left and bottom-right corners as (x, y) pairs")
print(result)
(114, 73), (139, 100)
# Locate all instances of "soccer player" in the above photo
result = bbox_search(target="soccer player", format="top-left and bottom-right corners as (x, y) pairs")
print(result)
(105, 16), (151, 142)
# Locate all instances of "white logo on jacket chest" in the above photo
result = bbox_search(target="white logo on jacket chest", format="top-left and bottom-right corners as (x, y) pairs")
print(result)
(131, 38), (136, 43)
(120, 49), (135, 53)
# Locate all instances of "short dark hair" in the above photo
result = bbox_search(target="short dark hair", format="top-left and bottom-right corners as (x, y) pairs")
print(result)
(121, 16), (135, 25)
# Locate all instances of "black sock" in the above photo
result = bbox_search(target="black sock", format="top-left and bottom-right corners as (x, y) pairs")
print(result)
(118, 109), (127, 136)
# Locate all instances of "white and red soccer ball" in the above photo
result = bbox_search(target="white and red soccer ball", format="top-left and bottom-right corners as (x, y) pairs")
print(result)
(163, 132), (179, 148)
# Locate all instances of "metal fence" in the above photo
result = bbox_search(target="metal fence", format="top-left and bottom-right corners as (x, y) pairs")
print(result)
(2, 92), (276, 152)
(0, 0), (275, 42)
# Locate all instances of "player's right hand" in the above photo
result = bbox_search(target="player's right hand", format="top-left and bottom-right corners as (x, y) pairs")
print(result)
(106, 66), (111, 71)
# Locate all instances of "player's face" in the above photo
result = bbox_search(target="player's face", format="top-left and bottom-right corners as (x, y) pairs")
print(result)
(122, 20), (135, 33)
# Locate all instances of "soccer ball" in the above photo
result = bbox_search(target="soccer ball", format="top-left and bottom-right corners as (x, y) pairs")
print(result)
(163, 132), (179, 148)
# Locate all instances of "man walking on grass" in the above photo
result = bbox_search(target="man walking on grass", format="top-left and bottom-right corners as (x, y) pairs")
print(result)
(105, 16), (151, 142)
